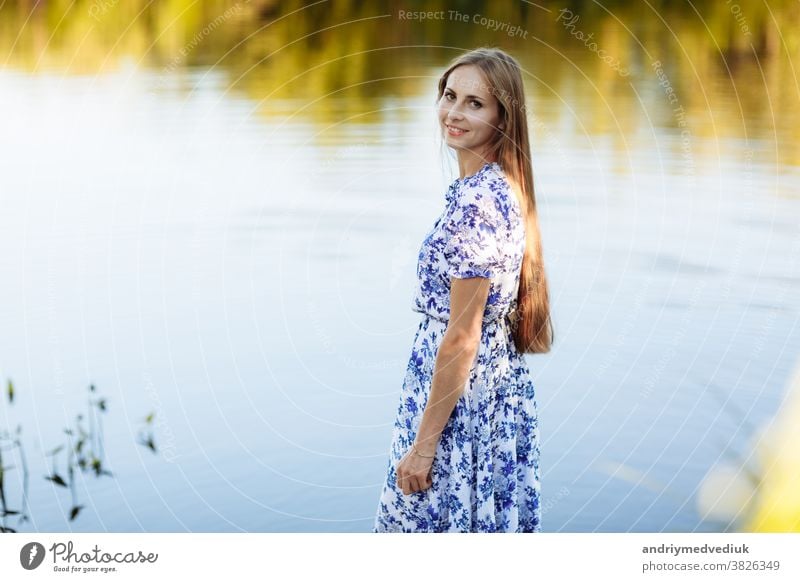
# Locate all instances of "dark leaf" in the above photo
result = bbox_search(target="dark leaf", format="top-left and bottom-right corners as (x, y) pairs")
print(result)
(138, 434), (157, 453)
(45, 473), (68, 488)
(7, 379), (13, 404)
(0, 526), (17, 533)
(0, 509), (20, 516)
(97, 399), (107, 412)
(69, 505), (83, 521)
(89, 384), (96, 392)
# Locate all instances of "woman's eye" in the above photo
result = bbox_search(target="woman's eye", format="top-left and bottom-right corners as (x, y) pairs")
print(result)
(443, 93), (480, 107)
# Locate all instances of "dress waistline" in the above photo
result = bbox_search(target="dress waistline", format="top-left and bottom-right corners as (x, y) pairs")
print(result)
(418, 307), (519, 330)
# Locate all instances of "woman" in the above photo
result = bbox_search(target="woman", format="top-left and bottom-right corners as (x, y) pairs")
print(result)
(373, 47), (553, 533)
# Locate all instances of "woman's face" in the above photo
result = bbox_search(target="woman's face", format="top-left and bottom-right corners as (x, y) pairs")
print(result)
(437, 64), (503, 156)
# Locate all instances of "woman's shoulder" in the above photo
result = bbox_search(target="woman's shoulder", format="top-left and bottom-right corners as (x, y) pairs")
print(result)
(454, 162), (517, 220)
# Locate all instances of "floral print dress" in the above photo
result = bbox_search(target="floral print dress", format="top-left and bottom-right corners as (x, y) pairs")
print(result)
(373, 161), (541, 533)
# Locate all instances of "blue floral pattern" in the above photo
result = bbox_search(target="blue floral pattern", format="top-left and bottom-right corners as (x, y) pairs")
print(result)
(373, 162), (541, 533)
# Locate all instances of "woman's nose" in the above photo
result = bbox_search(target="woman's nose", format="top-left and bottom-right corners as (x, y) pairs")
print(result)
(446, 106), (464, 120)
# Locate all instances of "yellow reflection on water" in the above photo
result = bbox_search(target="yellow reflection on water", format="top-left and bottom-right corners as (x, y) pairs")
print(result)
(0, 0), (797, 165)
(744, 362), (800, 532)
(697, 359), (800, 532)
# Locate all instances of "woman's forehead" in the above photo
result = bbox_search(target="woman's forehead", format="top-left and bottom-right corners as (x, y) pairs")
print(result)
(446, 66), (491, 97)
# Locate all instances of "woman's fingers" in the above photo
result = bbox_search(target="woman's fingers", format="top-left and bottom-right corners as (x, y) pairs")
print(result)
(420, 474), (432, 491)
(408, 476), (420, 494)
(396, 451), (434, 495)
(398, 469), (413, 495)
(398, 472), (419, 495)
(397, 467), (408, 495)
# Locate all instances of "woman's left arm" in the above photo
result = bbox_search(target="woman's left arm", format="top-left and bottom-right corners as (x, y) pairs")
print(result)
(414, 276), (489, 454)
(395, 276), (488, 495)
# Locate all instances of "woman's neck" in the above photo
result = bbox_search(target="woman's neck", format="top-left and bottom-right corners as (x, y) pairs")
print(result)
(457, 151), (496, 179)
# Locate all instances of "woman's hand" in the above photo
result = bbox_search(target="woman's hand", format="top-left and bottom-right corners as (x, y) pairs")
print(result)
(395, 445), (434, 495)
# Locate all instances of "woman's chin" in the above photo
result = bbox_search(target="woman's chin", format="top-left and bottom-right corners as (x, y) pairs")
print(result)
(443, 137), (467, 149)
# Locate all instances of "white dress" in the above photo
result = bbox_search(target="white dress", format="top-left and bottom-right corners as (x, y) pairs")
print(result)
(373, 161), (542, 532)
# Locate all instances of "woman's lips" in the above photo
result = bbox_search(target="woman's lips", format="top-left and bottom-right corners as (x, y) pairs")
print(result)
(446, 124), (467, 136)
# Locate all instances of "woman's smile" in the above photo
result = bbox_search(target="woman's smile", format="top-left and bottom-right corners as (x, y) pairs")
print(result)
(446, 124), (468, 136)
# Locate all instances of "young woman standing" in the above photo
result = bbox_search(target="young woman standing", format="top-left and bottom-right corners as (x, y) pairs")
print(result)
(373, 47), (553, 533)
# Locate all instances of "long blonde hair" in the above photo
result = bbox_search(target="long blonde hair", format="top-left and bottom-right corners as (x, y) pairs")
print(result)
(437, 47), (553, 354)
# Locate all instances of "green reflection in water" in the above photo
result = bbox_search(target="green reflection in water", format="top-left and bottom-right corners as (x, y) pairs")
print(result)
(0, 379), (158, 532)
(1, 0), (797, 164)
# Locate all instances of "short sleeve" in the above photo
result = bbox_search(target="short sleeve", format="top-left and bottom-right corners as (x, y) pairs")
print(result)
(443, 185), (504, 279)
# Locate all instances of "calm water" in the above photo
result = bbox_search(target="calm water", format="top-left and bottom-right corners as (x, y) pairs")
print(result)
(0, 0), (798, 532)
